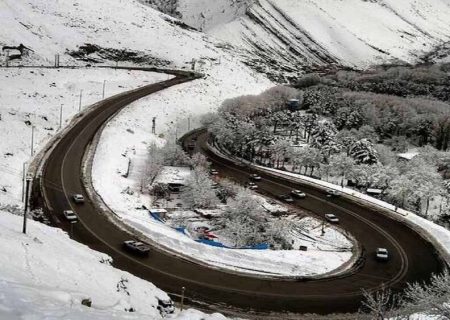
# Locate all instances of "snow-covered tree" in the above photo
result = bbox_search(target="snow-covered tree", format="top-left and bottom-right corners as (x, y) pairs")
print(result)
(189, 152), (209, 170)
(292, 146), (322, 176)
(181, 168), (219, 209)
(160, 141), (190, 166)
(402, 271), (450, 319)
(269, 139), (290, 168)
(328, 153), (355, 186)
(387, 159), (443, 214)
(348, 139), (379, 164)
(220, 191), (266, 247)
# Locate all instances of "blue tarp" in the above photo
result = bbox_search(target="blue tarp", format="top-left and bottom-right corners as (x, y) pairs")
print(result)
(241, 243), (269, 250)
(195, 239), (269, 250)
(175, 227), (187, 235)
(150, 212), (164, 223)
(195, 239), (228, 248)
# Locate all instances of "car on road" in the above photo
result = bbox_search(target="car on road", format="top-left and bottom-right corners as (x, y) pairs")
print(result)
(249, 173), (262, 181)
(72, 194), (85, 203)
(63, 210), (78, 221)
(122, 240), (150, 256)
(291, 189), (306, 198)
(375, 248), (389, 261)
(278, 194), (294, 203)
(245, 182), (258, 190)
(325, 213), (339, 223)
(326, 189), (341, 198)
(209, 169), (219, 176)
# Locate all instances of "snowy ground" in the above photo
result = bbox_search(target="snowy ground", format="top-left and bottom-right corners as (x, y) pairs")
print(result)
(0, 210), (227, 320)
(0, 67), (169, 208)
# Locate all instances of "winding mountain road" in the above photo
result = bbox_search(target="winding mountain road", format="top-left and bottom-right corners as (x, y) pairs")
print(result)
(38, 72), (445, 317)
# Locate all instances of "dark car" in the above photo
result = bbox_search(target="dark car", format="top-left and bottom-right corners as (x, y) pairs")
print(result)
(249, 173), (262, 181)
(157, 298), (175, 315)
(326, 189), (341, 198)
(278, 194), (294, 203)
(187, 143), (195, 150)
(123, 240), (150, 256)
(291, 189), (306, 198)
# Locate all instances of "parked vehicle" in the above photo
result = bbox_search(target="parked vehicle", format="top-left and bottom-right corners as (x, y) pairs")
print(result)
(375, 248), (389, 261)
(187, 143), (195, 150)
(278, 194), (294, 203)
(325, 213), (339, 223)
(209, 169), (219, 176)
(157, 298), (175, 315)
(291, 189), (306, 198)
(249, 173), (262, 181)
(326, 189), (341, 198)
(122, 240), (150, 256)
(63, 210), (78, 221)
(245, 182), (258, 190)
(72, 194), (85, 203)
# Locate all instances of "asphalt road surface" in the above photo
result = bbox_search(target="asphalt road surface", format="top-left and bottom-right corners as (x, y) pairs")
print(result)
(40, 74), (445, 317)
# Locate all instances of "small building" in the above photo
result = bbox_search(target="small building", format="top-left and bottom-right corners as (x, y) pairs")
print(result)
(366, 188), (383, 196)
(287, 99), (300, 111)
(397, 151), (419, 161)
(153, 166), (191, 192)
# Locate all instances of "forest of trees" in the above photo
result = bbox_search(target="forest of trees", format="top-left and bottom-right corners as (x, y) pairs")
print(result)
(206, 63), (450, 219)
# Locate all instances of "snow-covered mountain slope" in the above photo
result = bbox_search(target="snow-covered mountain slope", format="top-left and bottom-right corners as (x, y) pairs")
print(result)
(0, 0), (252, 68)
(0, 211), (227, 320)
(174, 0), (450, 73)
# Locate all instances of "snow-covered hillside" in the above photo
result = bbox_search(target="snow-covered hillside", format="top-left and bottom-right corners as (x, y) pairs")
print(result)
(174, 0), (450, 75)
(0, 211), (227, 320)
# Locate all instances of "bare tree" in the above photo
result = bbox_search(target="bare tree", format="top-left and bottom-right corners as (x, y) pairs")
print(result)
(361, 287), (403, 320)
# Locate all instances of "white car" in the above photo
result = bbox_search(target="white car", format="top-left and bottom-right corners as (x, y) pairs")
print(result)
(376, 248), (389, 261)
(63, 210), (78, 221)
(73, 194), (85, 203)
(291, 189), (306, 198)
(246, 182), (258, 190)
(249, 173), (262, 181)
(325, 213), (339, 223)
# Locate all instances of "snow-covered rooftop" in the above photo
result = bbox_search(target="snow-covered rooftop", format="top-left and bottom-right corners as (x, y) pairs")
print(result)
(154, 166), (192, 185)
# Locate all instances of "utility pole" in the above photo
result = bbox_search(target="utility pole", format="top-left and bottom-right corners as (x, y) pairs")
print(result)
(59, 104), (63, 129)
(22, 162), (27, 202)
(23, 176), (32, 234)
(180, 287), (186, 311)
(30, 126), (35, 156)
(79, 90), (83, 112)
(152, 117), (156, 134)
(187, 116), (191, 131)
(102, 80), (106, 99)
